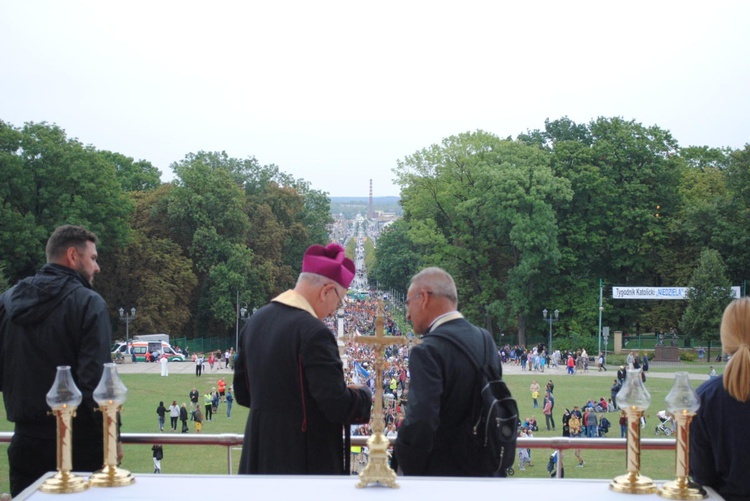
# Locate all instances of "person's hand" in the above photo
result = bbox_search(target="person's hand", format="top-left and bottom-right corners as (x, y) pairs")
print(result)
(349, 384), (373, 401)
(117, 441), (124, 466)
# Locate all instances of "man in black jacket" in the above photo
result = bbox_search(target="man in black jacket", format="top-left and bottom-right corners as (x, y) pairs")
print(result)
(395, 267), (503, 476)
(0, 225), (113, 496)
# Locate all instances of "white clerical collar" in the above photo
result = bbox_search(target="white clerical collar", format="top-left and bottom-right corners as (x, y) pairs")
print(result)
(271, 290), (317, 318)
(427, 311), (463, 333)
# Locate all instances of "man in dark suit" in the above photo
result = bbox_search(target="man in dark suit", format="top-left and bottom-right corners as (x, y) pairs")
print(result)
(395, 267), (502, 476)
(233, 243), (372, 475)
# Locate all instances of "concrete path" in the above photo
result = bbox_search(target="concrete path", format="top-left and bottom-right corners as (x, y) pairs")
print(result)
(114, 360), (234, 376)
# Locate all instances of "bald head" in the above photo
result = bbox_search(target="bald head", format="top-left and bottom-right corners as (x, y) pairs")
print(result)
(409, 267), (458, 304)
(406, 267), (459, 334)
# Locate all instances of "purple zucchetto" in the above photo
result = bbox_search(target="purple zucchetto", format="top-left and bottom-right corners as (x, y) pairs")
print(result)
(301, 243), (356, 288)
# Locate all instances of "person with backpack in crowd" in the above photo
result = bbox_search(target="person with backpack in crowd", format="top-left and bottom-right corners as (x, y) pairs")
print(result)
(156, 401), (167, 432)
(395, 267), (510, 476)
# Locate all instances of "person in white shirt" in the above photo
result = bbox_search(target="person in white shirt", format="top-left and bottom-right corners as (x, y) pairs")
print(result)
(160, 353), (169, 376)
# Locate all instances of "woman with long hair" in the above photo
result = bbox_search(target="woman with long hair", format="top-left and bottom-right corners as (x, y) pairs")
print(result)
(690, 297), (750, 501)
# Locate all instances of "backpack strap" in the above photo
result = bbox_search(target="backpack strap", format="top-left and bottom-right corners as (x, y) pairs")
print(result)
(429, 326), (499, 381)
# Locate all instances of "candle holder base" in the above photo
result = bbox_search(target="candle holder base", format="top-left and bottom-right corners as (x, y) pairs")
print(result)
(610, 472), (657, 494)
(356, 432), (399, 488)
(39, 471), (89, 494)
(89, 465), (135, 488)
(658, 479), (708, 500)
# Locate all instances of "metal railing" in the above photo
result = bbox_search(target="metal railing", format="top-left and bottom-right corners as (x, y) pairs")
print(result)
(0, 431), (675, 477)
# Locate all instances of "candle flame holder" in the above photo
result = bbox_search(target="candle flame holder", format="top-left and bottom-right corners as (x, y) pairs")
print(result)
(658, 372), (707, 500)
(610, 368), (656, 494)
(39, 366), (89, 494)
(89, 363), (134, 487)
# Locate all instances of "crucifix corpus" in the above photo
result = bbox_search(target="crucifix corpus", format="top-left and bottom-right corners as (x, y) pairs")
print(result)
(354, 299), (410, 489)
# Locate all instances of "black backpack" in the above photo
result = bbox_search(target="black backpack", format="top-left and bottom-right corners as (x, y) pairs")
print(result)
(430, 328), (518, 476)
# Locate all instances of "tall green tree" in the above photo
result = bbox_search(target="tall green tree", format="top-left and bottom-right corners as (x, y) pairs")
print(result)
(98, 150), (162, 192)
(715, 145), (750, 284)
(371, 219), (422, 295)
(521, 117), (684, 338)
(97, 228), (198, 339)
(0, 121), (132, 280)
(162, 151), (332, 336)
(679, 248), (734, 354)
(394, 130), (572, 344)
(167, 152), (255, 335)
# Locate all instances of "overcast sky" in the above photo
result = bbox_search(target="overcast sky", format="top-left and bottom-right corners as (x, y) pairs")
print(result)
(2, 1), (748, 197)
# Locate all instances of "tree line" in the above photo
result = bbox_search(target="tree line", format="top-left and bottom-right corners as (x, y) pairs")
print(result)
(0, 120), (331, 340)
(371, 117), (749, 348)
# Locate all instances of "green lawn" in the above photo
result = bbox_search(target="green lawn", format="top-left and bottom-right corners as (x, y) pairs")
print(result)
(501, 370), (700, 481)
(0, 369), (705, 494)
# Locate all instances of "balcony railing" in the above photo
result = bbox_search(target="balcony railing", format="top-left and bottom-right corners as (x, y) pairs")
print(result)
(0, 432), (676, 477)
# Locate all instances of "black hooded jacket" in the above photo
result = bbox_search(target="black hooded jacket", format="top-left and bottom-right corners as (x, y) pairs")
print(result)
(0, 263), (112, 438)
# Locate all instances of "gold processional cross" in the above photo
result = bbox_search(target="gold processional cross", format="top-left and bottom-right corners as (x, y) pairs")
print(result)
(354, 299), (410, 489)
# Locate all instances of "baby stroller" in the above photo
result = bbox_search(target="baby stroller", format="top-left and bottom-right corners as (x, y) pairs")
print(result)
(655, 411), (674, 436)
(547, 451), (564, 478)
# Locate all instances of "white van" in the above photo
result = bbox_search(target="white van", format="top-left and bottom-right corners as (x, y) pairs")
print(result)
(111, 340), (185, 362)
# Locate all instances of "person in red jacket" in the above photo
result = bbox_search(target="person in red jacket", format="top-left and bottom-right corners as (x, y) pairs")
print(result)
(217, 378), (226, 402)
(566, 355), (575, 375)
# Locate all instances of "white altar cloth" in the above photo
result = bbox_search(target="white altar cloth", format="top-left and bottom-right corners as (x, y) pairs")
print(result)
(17, 474), (725, 501)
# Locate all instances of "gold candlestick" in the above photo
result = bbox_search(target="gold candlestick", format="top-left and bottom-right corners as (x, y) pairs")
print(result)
(355, 298), (409, 489)
(40, 366), (89, 494)
(89, 363), (134, 487)
(658, 372), (707, 500)
(610, 368), (656, 494)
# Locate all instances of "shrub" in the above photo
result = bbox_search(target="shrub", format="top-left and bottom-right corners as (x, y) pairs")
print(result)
(680, 350), (697, 362)
(555, 332), (599, 355)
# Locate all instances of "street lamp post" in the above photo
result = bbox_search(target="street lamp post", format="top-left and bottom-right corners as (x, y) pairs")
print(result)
(598, 278), (604, 355)
(119, 307), (136, 345)
(235, 292), (249, 352)
(542, 308), (559, 353)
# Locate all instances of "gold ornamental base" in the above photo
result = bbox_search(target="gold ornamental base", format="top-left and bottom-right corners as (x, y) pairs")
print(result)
(356, 433), (399, 489)
(610, 472), (657, 494)
(39, 471), (89, 494)
(89, 465), (135, 488)
(658, 479), (708, 500)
